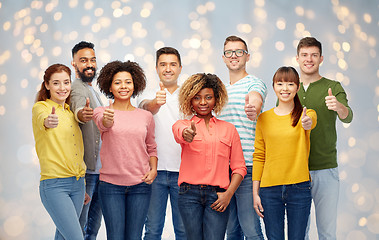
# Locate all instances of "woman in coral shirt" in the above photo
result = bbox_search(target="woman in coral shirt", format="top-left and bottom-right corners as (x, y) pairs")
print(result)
(172, 73), (247, 240)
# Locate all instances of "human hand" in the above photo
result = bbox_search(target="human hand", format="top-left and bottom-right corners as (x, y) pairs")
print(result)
(244, 94), (257, 121)
(142, 168), (157, 184)
(103, 100), (114, 128)
(78, 98), (93, 122)
(44, 106), (59, 128)
(156, 82), (166, 106)
(211, 191), (232, 212)
(182, 121), (196, 143)
(301, 107), (312, 130)
(253, 194), (264, 218)
(325, 88), (341, 112)
(84, 192), (91, 205)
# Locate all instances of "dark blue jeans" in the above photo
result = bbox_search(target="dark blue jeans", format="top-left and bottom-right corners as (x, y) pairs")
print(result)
(98, 181), (151, 240)
(178, 183), (230, 240)
(260, 181), (312, 240)
(226, 166), (264, 240)
(144, 171), (186, 240)
(79, 173), (102, 240)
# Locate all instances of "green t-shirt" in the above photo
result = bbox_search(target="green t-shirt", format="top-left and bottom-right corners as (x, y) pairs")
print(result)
(298, 77), (353, 170)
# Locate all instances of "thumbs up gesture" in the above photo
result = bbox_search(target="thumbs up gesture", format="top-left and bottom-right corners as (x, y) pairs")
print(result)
(301, 107), (312, 130)
(244, 94), (257, 121)
(103, 100), (115, 128)
(183, 121), (197, 143)
(44, 106), (59, 128)
(78, 98), (93, 123)
(156, 82), (166, 106)
(325, 88), (339, 112)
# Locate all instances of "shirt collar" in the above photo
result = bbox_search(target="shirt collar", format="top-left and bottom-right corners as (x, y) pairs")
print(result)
(191, 115), (217, 124)
(46, 99), (70, 111)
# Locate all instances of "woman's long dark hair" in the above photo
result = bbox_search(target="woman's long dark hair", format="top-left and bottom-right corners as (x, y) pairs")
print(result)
(272, 66), (302, 127)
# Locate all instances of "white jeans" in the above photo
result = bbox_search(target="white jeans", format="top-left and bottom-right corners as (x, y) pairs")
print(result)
(305, 167), (339, 240)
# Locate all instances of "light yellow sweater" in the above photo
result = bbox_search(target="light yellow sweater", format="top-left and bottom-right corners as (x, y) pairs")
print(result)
(252, 108), (317, 187)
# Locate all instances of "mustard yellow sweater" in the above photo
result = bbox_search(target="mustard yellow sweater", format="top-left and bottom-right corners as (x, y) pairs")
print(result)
(253, 108), (317, 187)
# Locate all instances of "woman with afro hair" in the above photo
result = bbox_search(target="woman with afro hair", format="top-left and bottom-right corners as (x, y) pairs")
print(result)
(172, 73), (247, 240)
(93, 60), (157, 240)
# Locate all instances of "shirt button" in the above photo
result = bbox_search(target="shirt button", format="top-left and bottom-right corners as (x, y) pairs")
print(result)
(303, 97), (305, 99)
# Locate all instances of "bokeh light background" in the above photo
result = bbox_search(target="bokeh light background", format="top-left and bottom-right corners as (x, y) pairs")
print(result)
(0, 0), (379, 239)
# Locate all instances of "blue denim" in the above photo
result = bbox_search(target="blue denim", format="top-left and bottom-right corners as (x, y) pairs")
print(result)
(39, 177), (85, 240)
(178, 183), (230, 240)
(144, 171), (186, 240)
(260, 181), (312, 240)
(98, 181), (151, 240)
(226, 166), (264, 240)
(305, 167), (339, 240)
(79, 173), (102, 240)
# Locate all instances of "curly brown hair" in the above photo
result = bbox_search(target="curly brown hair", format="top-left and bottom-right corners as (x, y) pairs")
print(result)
(97, 60), (146, 99)
(179, 73), (228, 117)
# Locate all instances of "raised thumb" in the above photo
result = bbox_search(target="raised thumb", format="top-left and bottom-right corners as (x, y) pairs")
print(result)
(159, 81), (165, 91)
(85, 97), (90, 108)
(328, 88), (333, 96)
(51, 106), (55, 114)
(191, 121), (196, 132)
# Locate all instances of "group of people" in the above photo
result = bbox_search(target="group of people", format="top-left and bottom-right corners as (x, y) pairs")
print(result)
(32, 35), (352, 240)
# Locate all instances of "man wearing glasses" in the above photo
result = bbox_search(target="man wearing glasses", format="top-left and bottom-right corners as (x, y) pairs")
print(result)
(218, 35), (266, 240)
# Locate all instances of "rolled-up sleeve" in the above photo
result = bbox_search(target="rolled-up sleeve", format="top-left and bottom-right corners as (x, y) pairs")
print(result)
(230, 127), (247, 178)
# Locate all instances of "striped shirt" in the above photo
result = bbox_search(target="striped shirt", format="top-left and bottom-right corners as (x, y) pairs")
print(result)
(218, 75), (267, 166)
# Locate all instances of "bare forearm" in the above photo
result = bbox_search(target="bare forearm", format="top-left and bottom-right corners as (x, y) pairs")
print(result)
(140, 99), (160, 115)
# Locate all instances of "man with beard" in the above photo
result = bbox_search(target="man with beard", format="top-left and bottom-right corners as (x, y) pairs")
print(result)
(70, 41), (103, 240)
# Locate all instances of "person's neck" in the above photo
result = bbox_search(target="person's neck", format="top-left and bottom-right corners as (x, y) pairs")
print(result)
(113, 99), (135, 111)
(165, 84), (179, 94)
(229, 70), (248, 85)
(300, 72), (322, 86)
(275, 101), (294, 115)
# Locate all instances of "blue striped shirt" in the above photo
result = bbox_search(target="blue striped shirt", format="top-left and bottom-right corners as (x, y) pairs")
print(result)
(218, 75), (267, 165)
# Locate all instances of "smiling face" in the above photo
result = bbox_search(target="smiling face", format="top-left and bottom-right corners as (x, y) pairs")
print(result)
(191, 88), (216, 120)
(72, 48), (97, 82)
(156, 54), (182, 88)
(222, 41), (250, 72)
(273, 81), (299, 104)
(296, 46), (323, 77)
(109, 71), (134, 101)
(45, 71), (71, 106)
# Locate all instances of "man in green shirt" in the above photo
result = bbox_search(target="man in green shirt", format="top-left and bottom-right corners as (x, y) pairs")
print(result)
(296, 37), (353, 240)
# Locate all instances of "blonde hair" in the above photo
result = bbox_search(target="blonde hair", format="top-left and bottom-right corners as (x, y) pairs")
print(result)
(178, 73), (228, 117)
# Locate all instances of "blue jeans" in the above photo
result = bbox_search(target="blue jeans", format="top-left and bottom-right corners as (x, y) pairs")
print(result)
(98, 181), (151, 240)
(305, 167), (339, 240)
(260, 181), (312, 240)
(144, 171), (186, 240)
(226, 166), (264, 240)
(39, 176), (85, 240)
(79, 173), (102, 240)
(178, 183), (230, 240)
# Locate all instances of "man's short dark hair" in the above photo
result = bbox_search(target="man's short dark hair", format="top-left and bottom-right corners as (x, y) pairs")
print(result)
(156, 47), (181, 66)
(297, 37), (322, 56)
(72, 41), (95, 57)
(224, 35), (248, 51)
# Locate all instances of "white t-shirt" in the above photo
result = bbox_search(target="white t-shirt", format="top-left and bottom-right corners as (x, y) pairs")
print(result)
(137, 87), (182, 171)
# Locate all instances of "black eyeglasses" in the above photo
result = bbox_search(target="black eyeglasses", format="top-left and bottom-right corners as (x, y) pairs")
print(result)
(223, 49), (248, 58)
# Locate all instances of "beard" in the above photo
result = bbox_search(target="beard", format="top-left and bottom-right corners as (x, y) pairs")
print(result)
(77, 66), (96, 83)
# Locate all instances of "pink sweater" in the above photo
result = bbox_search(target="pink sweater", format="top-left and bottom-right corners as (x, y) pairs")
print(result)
(93, 107), (157, 186)
(173, 116), (246, 189)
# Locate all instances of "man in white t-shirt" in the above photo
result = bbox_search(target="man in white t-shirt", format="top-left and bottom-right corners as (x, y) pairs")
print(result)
(138, 47), (186, 240)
